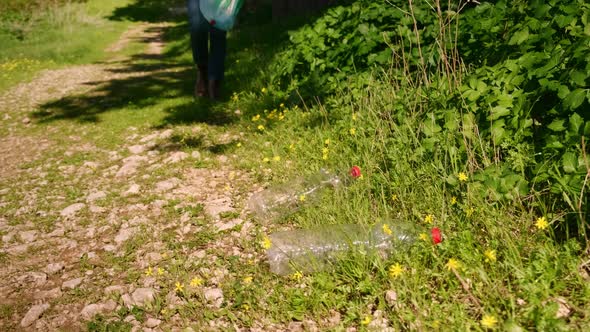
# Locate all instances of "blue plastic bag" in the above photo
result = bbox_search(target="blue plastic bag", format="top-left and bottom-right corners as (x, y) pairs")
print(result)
(200, 0), (244, 31)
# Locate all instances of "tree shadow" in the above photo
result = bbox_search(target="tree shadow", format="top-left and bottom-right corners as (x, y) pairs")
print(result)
(31, 0), (334, 127)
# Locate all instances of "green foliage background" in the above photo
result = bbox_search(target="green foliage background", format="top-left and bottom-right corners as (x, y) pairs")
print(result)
(267, 0), (589, 238)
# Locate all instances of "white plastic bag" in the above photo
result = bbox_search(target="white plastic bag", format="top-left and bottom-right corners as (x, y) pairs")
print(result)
(200, 0), (244, 31)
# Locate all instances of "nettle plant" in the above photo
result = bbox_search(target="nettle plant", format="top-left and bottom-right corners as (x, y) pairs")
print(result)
(269, 0), (589, 235)
(456, 0), (589, 226)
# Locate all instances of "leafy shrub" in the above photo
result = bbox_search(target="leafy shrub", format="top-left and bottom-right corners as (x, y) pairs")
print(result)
(269, 0), (589, 236)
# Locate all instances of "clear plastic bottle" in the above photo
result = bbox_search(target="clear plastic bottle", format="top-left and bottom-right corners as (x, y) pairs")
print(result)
(247, 166), (361, 220)
(266, 221), (442, 275)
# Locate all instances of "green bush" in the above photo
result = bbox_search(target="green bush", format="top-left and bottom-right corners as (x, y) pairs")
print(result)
(268, 0), (589, 237)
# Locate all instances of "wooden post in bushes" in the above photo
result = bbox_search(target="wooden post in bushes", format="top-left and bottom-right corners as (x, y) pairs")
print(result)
(272, 0), (332, 22)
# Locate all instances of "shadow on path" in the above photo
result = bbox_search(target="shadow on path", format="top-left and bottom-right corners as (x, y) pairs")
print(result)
(31, 0), (331, 127)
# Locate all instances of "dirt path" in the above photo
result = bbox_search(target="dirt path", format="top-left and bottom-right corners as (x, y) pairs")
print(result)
(0, 23), (258, 331)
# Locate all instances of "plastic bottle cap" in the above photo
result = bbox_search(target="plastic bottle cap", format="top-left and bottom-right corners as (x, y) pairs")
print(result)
(349, 166), (361, 178)
(431, 227), (442, 244)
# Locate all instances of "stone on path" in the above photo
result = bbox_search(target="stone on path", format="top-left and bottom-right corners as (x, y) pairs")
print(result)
(104, 285), (127, 295)
(128, 144), (147, 154)
(114, 227), (137, 245)
(62, 277), (83, 290)
(17, 272), (47, 287)
(44, 262), (65, 275)
(164, 151), (188, 164)
(19, 230), (38, 243)
(87, 191), (106, 202)
(131, 288), (156, 306)
(60, 203), (86, 217)
(145, 318), (161, 328)
(204, 197), (234, 220)
(204, 288), (224, 308)
(123, 184), (141, 196)
(80, 300), (117, 320)
(20, 303), (50, 327)
(155, 178), (180, 192)
(116, 155), (148, 177)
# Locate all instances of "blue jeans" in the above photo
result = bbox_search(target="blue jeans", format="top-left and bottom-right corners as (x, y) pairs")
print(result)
(187, 0), (227, 81)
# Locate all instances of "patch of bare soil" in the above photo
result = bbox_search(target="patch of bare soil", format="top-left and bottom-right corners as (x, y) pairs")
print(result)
(0, 22), (255, 331)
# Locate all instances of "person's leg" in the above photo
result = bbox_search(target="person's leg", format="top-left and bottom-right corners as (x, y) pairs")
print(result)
(207, 27), (227, 100)
(187, 0), (209, 97)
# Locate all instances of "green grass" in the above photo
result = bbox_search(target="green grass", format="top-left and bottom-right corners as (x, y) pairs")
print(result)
(0, 0), (134, 92)
(1, 0), (589, 331)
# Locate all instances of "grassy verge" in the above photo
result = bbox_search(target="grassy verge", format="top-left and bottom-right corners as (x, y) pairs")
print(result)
(0, 0), (134, 92)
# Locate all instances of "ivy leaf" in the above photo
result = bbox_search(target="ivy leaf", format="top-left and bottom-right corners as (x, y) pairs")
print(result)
(562, 152), (578, 173)
(508, 27), (530, 45)
(563, 88), (587, 110)
(569, 113), (583, 134)
(489, 106), (510, 120)
(570, 70), (587, 86)
(547, 119), (566, 132)
(491, 119), (506, 142)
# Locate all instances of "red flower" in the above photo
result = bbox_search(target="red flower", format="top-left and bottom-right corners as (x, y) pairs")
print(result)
(210, 19), (216, 26)
(431, 227), (442, 244)
(349, 165), (361, 178)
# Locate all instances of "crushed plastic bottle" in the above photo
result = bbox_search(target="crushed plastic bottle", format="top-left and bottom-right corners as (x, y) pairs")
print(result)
(247, 166), (362, 220)
(266, 221), (442, 275)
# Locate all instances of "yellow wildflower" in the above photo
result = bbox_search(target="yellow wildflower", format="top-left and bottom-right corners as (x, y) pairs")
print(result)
(352, 113), (358, 121)
(299, 194), (306, 202)
(280, 103), (285, 108)
(535, 216), (548, 230)
(257, 124), (265, 131)
(391, 194), (398, 202)
(349, 128), (356, 135)
(243, 276), (253, 285)
(446, 258), (461, 271)
(324, 139), (330, 145)
(190, 277), (203, 287)
(273, 156), (281, 162)
(484, 249), (497, 263)
(450, 196), (457, 205)
(157, 267), (165, 276)
(419, 233), (429, 241)
(424, 214), (434, 224)
(262, 157), (270, 163)
(481, 314), (498, 329)
(242, 304), (250, 310)
(322, 147), (329, 154)
(291, 271), (303, 281)
(145, 266), (153, 277)
(261, 236), (272, 249)
(261, 87), (267, 94)
(175, 281), (184, 292)
(361, 316), (372, 325)
(382, 224), (393, 236)
(251, 114), (260, 121)
(236, 142), (242, 147)
(458, 172), (468, 182)
(388, 263), (404, 279)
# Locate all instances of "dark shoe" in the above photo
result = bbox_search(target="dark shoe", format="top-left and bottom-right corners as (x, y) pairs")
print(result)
(194, 65), (208, 98)
(208, 79), (222, 100)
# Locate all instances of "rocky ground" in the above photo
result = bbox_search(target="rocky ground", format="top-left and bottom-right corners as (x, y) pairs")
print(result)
(0, 23), (265, 331)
